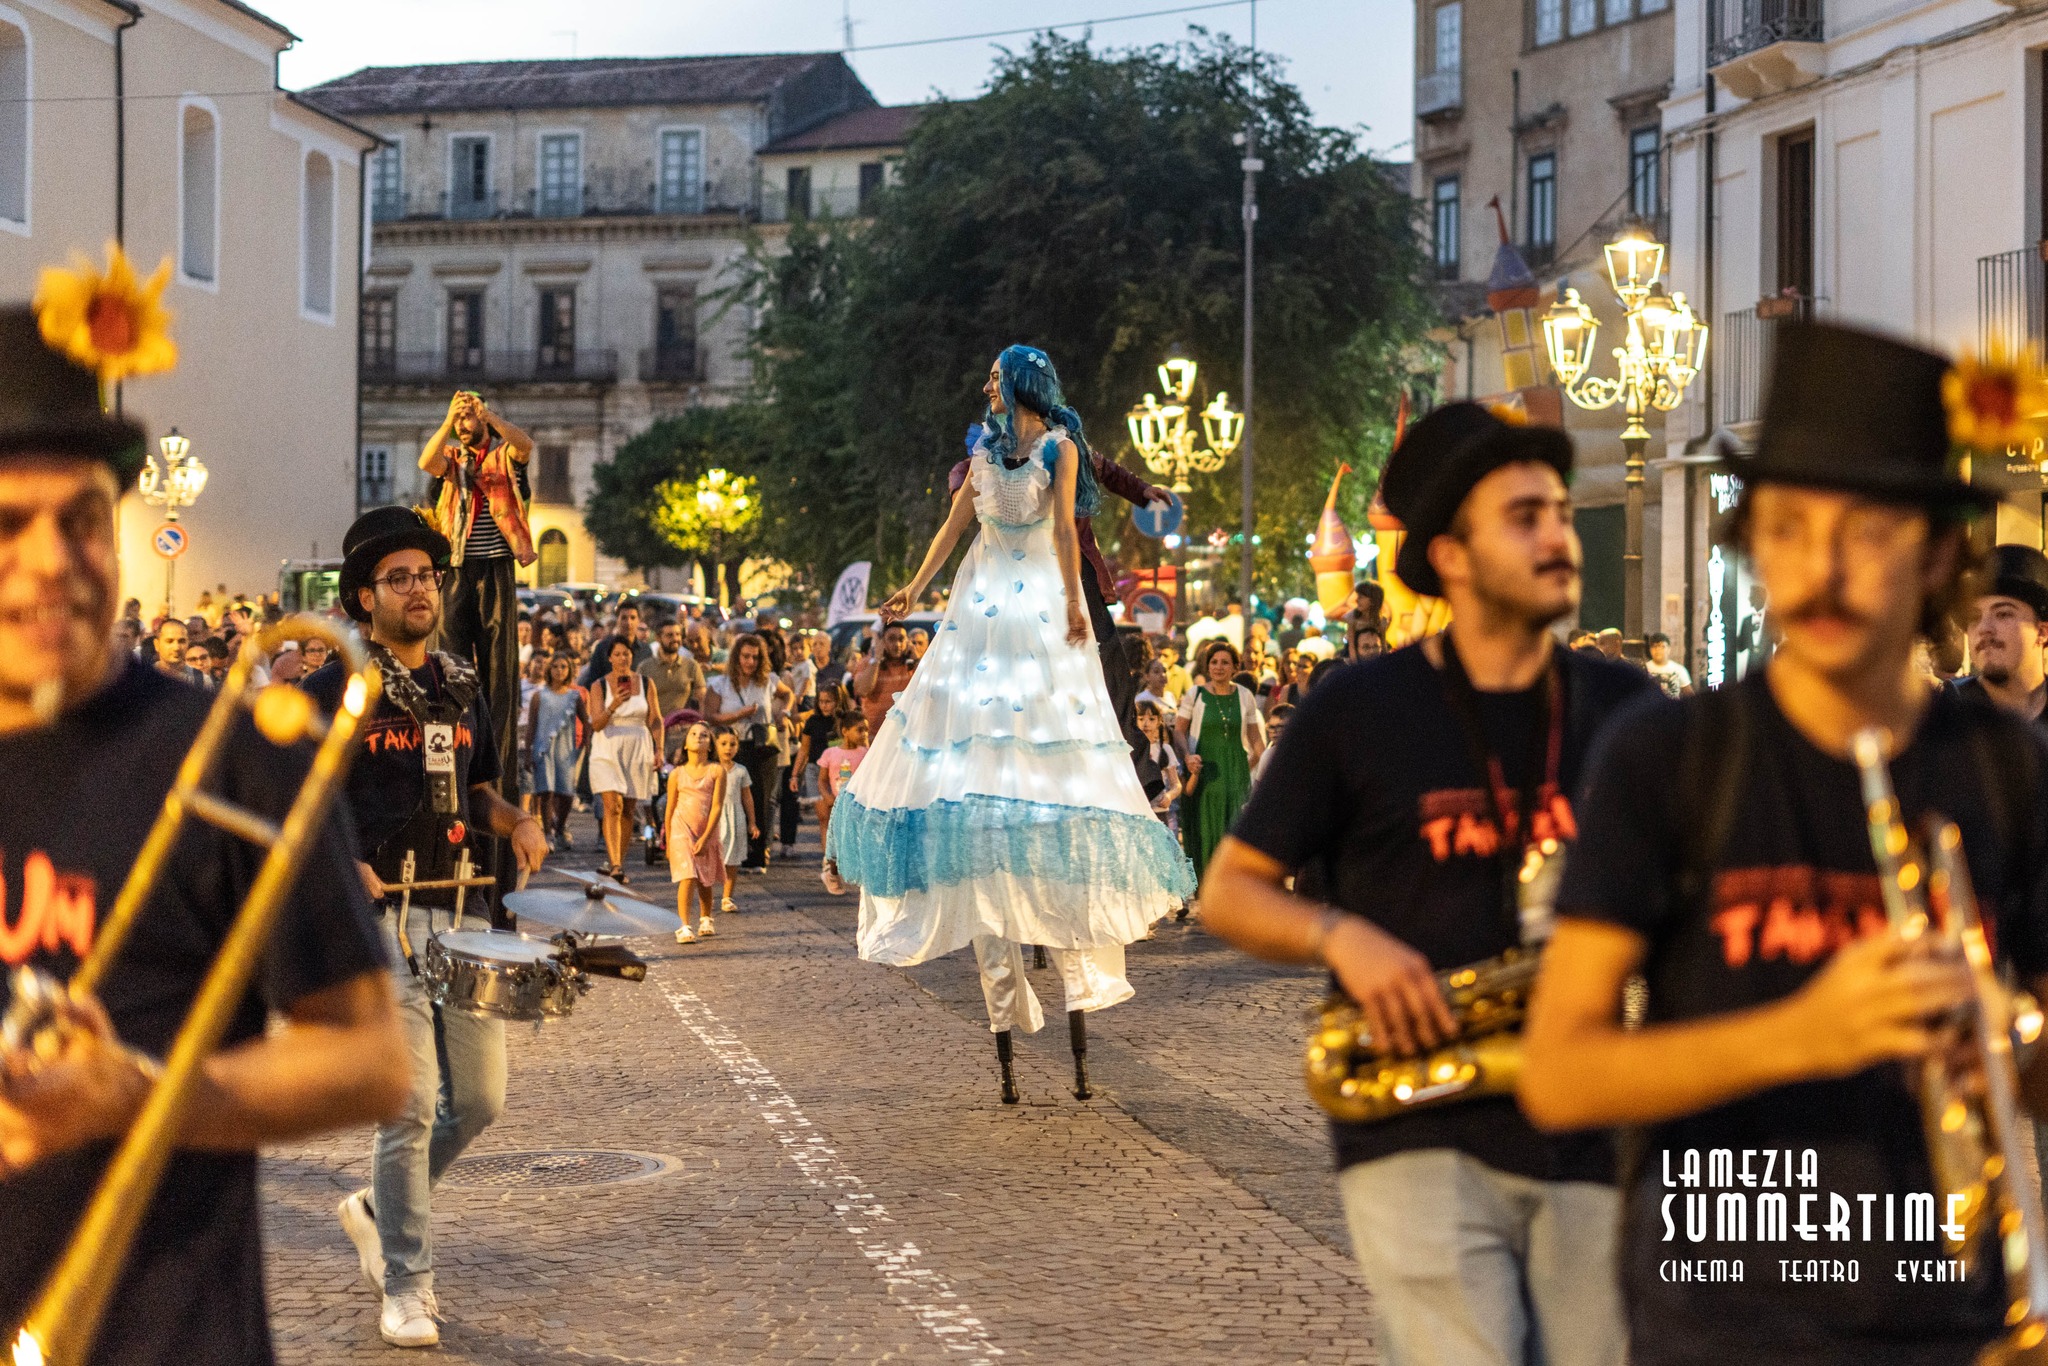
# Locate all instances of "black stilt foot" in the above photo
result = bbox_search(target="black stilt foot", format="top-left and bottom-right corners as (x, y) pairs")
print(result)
(1033, 944), (1048, 969)
(1069, 1009), (1093, 1100)
(995, 1030), (1019, 1105)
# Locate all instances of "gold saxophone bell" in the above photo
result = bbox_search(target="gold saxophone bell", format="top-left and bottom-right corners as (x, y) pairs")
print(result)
(4, 618), (382, 1366)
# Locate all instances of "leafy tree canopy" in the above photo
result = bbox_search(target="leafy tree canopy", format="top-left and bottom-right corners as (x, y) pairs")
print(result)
(718, 30), (1433, 598)
(584, 405), (769, 573)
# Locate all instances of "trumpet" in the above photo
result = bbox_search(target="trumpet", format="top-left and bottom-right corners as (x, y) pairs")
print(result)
(1304, 840), (1561, 1124)
(3, 618), (382, 1366)
(1851, 728), (2048, 1363)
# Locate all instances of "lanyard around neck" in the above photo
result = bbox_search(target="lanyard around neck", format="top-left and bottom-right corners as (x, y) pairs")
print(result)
(1437, 631), (1566, 879)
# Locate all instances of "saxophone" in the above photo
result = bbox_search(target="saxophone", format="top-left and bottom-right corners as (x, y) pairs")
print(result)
(1304, 840), (1560, 1124)
(1851, 729), (2048, 1364)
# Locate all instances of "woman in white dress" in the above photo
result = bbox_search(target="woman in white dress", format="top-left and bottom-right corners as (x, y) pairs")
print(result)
(587, 638), (661, 880)
(825, 345), (1196, 1103)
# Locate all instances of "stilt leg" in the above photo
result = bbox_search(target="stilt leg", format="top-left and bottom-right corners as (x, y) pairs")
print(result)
(995, 1030), (1019, 1105)
(1068, 1009), (1092, 1100)
(1033, 944), (1048, 969)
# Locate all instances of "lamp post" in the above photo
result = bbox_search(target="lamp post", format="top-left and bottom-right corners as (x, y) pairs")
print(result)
(1540, 225), (1706, 654)
(136, 427), (207, 615)
(1125, 351), (1244, 494)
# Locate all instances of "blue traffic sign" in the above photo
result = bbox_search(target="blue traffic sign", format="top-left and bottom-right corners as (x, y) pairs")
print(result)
(1131, 491), (1184, 540)
(151, 522), (189, 560)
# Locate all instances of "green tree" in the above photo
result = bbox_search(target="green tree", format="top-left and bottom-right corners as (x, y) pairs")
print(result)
(584, 405), (768, 603)
(737, 29), (1433, 601)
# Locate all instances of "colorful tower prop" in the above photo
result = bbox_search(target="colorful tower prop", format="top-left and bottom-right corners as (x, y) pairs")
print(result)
(1308, 464), (1356, 615)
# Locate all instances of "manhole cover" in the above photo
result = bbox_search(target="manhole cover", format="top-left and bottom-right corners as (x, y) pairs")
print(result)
(439, 1149), (677, 1189)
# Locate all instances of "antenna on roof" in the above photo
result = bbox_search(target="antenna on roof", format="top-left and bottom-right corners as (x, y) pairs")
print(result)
(842, 1), (858, 53)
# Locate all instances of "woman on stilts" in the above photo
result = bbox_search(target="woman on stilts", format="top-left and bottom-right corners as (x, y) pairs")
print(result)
(825, 345), (1196, 1103)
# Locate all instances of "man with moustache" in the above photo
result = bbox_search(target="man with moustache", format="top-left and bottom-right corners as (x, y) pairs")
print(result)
(1520, 323), (2048, 1365)
(1201, 402), (1650, 1365)
(1955, 543), (2048, 725)
(0, 304), (408, 1365)
(303, 506), (548, 1349)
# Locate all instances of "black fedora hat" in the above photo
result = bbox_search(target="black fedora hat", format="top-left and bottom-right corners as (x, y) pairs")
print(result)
(0, 305), (148, 482)
(1378, 401), (1574, 597)
(1731, 321), (1993, 510)
(339, 506), (450, 623)
(1985, 543), (2048, 619)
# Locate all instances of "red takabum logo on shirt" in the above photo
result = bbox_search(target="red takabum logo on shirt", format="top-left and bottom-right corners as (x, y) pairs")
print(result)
(1707, 866), (1889, 969)
(1416, 787), (1577, 863)
(0, 850), (97, 965)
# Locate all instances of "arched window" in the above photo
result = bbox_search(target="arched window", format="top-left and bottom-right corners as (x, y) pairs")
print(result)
(0, 15), (28, 229)
(179, 100), (218, 284)
(537, 529), (569, 588)
(302, 150), (334, 317)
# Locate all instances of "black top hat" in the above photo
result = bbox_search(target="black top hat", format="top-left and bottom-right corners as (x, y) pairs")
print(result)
(1986, 543), (2048, 619)
(1378, 401), (1574, 597)
(339, 506), (450, 623)
(0, 305), (147, 482)
(1730, 321), (1993, 510)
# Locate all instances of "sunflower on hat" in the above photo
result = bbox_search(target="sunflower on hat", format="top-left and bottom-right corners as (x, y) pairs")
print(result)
(1943, 345), (2048, 454)
(32, 241), (178, 389)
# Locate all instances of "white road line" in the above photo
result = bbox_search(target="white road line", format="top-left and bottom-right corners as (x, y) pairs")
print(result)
(658, 978), (1005, 1363)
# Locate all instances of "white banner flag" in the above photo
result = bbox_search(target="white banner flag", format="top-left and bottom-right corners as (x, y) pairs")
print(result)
(825, 561), (872, 627)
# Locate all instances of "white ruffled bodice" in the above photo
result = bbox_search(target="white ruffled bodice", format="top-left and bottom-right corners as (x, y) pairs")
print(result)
(968, 428), (1064, 527)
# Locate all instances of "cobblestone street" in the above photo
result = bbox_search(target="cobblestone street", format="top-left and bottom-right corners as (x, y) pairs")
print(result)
(262, 812), (1377, 1365)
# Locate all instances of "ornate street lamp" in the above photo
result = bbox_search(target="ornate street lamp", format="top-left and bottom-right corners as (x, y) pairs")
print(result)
(1125, 352), (1242, 495)
(137, 428), (207, 614)
(1541, 227), (1706, 653)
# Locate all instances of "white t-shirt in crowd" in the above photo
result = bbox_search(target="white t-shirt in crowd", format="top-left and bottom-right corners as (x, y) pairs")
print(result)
(1646, 658), (1692, 699)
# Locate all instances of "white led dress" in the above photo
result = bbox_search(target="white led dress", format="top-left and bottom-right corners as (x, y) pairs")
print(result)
(826, 426), (1195, 1032)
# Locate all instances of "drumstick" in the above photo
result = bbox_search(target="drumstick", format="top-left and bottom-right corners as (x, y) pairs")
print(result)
(392, 876), (500, 891)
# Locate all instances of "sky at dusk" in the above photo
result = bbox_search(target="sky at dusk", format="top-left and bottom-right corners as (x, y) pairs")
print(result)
(258, 0), (1416, 158)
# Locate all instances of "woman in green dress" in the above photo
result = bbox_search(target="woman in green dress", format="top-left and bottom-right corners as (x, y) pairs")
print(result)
(1174, 639), (1267, 882)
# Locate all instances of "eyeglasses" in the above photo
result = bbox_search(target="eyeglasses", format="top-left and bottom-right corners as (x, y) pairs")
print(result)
(373, 568), (446, 595)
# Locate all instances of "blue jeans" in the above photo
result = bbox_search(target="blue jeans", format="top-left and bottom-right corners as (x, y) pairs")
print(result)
(1339, 1149), (1627, 1366)
(372, 911), (506, 1296)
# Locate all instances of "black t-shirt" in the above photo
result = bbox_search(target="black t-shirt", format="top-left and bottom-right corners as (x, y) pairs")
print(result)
(1953, 675), (2048, 734)
(1559, 676), (2048, 1365)
(1232, 642), (1653, 1179)
(0, 661), (383, 1366)
(303, 656), (500, 901)
(799, 709), (838, 762)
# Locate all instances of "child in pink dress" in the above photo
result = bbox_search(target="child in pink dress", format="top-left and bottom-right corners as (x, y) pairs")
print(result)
(665, 721), (726, 943)
(814, 716), (869, 892)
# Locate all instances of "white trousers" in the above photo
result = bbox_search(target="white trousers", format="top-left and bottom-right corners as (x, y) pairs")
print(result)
(971, 935), (1133, 1033)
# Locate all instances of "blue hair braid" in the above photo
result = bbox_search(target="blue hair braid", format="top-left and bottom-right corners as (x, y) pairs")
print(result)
(982, 344), (1101, 517)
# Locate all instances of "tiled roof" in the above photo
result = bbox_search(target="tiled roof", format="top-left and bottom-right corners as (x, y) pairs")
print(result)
(759, 103), (925, 155)
(303, 52), (854, 117)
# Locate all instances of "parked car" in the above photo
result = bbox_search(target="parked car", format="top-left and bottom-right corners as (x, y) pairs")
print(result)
(826, 611), (945, 664)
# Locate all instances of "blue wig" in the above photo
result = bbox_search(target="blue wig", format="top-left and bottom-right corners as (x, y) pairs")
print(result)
(981, 345), (1100, 517)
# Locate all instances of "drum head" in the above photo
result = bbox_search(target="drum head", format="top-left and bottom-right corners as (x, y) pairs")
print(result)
(435, 930), (557, 964)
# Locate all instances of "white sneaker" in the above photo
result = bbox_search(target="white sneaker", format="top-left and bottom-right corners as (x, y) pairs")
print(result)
(379, 1289), (442, 1348)
(673, 924), (697, 944)
(337, 1189), (383, 1293)
(698, 914), (717, 938)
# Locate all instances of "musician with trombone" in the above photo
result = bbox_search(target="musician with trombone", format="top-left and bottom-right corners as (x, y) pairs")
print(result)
(1201, 402), (1650, 1366)
(0, 304), (411, 1363)
(304, 506), (549, 1350)
(1520, 323), (2048, 1364)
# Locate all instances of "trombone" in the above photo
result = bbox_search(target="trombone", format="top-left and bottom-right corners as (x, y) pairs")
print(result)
(4, 617), (382, 1366)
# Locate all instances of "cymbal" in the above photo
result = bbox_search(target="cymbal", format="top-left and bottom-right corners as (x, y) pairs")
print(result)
(556, 867), (661, 905)
(505, 888), (681, 937)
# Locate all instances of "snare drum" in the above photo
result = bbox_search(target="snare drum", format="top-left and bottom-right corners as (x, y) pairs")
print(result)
(423, 930), (585, 1022)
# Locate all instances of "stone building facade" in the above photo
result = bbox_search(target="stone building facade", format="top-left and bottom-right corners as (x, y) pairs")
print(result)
(1412, 0), (1677, 642)
(0, 0), (373, 613)
(305, 54), (913, 589)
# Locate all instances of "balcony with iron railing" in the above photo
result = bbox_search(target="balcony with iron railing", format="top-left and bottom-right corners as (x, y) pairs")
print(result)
(368, 177), (732, 226)
(1717, 296), (1811, 428)
(757, 183), (870, 225)
(1707, 0), (1824, 100)
(1979, 246), (2046, 357)
(362, 349), (619, 388)
(639, 343), (702, 384)
(1416, 68), (1462, 120)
